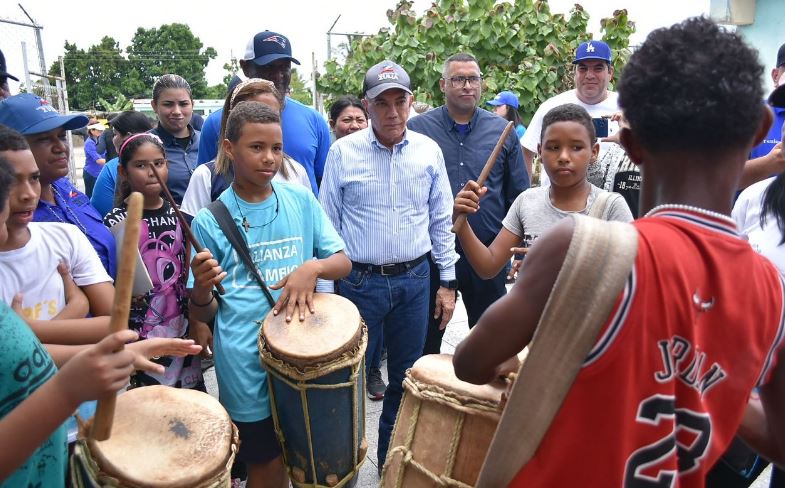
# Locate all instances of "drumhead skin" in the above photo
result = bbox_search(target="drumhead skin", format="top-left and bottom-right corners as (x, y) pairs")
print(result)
(89, 386), (234, 487)
(262, 293), (362, 368)
(410, 354), (507, 403)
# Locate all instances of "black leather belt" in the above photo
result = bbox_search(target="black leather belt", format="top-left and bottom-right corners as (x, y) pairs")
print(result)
(351, 254), (427, 276)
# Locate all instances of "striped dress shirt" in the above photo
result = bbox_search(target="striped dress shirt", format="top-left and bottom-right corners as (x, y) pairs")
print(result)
(319, 127), (458, 280)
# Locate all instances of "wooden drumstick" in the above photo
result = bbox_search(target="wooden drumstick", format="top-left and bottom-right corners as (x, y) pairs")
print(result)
(90, 192), (143, 441)
(451, 121), (515, 234)
(148, 162), (225, 296)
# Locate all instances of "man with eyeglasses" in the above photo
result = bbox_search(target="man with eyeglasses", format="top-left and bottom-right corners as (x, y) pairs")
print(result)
(408, 52), (529, 355)
(522, 40), (620, 188)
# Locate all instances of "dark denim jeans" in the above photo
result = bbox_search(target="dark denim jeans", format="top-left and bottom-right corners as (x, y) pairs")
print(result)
(338, 259), (430, 467)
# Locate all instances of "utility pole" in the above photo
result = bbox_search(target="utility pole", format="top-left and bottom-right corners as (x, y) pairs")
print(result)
(327, 15), (341, 61)
(18, 3), (51, 101)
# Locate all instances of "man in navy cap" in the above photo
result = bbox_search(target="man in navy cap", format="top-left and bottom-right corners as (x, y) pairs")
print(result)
(0, 48), (20, 100)
(197, 31), (330, 195)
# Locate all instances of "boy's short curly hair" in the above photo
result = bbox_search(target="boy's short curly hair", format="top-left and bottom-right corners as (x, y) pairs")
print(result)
(541, 104), (596, 145)
(618, 17), (765, 154)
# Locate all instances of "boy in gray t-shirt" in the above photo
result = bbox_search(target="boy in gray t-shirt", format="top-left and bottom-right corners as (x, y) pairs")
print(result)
(503, 184), (632, 250)
(453, 103), (633, 280)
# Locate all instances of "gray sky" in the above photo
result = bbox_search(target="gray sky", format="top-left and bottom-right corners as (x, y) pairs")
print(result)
(1, 0), (710, 94)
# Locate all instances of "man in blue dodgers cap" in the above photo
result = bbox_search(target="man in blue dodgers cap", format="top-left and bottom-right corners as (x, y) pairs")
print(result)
(197, 31), (331, 195)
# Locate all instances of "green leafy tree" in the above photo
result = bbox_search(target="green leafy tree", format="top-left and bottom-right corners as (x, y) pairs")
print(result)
(223, 57), (240, 86)
(289, 69), (313, 105)
(318, 0), (635, 121)
(125, 23), (217, 99)
(50, 36), (129, 111)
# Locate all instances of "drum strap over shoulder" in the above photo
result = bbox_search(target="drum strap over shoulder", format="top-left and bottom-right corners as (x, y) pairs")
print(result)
(207, 200), (276, 309)
(476, 214), (639, 488)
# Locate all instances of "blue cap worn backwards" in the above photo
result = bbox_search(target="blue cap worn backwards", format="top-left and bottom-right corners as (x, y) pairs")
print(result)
(573, 40), (612, 64)
(0, 93), (88, 135)
(486, 91), (520, 109)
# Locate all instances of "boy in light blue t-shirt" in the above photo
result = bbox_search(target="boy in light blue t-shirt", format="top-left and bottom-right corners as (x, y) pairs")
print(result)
(188, 101), (350, 487)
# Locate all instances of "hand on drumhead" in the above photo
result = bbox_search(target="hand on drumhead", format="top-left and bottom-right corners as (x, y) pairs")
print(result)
(452, 180), (486, 222)
(190, 250), (227, 290)
(126, 338), (203, 373)
(270, 261), (319, 322)
(54, 330), (138, 408)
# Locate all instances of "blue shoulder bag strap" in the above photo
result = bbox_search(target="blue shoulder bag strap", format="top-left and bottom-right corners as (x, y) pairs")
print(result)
(206, 199), (276, 309)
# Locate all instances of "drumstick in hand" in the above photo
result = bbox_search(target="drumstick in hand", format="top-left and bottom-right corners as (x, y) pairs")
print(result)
(451, 121), (514, 233)
(149, 162), (225, 295)
(90, 192), (143, 441)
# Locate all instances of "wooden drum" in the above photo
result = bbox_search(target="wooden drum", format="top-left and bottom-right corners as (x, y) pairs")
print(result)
(258, 293), (367, 488)
(70, 385), (238, 487)
(381, 354), (508, 487)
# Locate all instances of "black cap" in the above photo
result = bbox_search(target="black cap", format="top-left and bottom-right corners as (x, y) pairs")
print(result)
(0, 48), (19, 82)
(777, 43), (785, 69)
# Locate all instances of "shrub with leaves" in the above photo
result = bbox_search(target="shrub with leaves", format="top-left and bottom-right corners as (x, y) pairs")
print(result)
(317, 0), (635, 122)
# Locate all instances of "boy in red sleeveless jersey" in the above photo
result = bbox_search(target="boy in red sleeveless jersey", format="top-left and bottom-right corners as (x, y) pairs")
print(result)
(453, 17), (785, 487)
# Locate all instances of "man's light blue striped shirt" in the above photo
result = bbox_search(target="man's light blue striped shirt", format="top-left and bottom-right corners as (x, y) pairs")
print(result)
(319, 127), (458, 280)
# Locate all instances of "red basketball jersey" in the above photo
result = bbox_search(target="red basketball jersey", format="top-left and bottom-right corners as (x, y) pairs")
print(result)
(510, 207), (785, 487)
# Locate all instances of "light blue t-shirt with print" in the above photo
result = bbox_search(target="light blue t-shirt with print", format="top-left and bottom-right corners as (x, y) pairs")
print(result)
(188, 182), (345, 422)
(0, 302), (68, 487)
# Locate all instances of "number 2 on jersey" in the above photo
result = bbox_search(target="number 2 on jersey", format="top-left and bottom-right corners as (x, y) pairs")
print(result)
(624, 395), (712, 487)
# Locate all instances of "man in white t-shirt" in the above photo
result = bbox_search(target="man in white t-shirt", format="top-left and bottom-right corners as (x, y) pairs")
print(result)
(522, 40), (619, 187)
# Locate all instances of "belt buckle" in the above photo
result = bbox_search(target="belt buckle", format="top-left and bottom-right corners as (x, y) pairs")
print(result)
(380, 263), (396, 276)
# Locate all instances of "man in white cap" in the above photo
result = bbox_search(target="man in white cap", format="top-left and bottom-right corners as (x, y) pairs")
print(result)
(197, 31), (330, 194)
(319, 60), (458, 474)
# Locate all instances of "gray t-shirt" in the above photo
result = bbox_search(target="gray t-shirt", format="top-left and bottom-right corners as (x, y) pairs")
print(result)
(502, 185), (633, 248)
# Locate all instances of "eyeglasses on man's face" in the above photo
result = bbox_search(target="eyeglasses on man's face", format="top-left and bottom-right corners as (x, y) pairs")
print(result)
(444, 76), (482, 88)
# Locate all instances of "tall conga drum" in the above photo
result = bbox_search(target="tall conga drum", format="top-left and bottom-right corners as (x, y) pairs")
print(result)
(381, 354), (508, 487)
(258, 293), (367, 487)
(70, 385), (238, 487)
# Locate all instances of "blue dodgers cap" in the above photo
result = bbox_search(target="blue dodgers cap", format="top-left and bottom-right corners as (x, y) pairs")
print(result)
(486, 91), (520, 109)
(363, 60), (412, 99)
(573, 40), (612, 64)
(243, 31), (300, 67)
(0, 93), (89, 135)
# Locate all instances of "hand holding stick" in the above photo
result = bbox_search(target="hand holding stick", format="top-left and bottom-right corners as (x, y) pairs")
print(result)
(451, 121), (514, 233)
(90, 192), (143, 441)
(149, 162), (225, 295)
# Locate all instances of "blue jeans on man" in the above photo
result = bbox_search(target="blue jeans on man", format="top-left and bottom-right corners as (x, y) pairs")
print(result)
(338, 258), (430, 468)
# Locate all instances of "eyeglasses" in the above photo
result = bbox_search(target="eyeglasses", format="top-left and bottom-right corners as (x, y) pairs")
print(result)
(444, 76), (482, 88)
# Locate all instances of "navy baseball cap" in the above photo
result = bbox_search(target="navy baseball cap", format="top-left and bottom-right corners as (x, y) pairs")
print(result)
(777, 43), (785, 68)
(243, 31), (300, 67)
(363, 60), (412, 99)
(0, 93), (89, 135)
(0, 48), (19, 82)
(486, 91), (520, 109)
(573, 40), (612, 64)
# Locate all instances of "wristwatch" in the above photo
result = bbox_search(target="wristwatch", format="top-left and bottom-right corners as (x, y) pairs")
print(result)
(439, 280), (458, 290)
